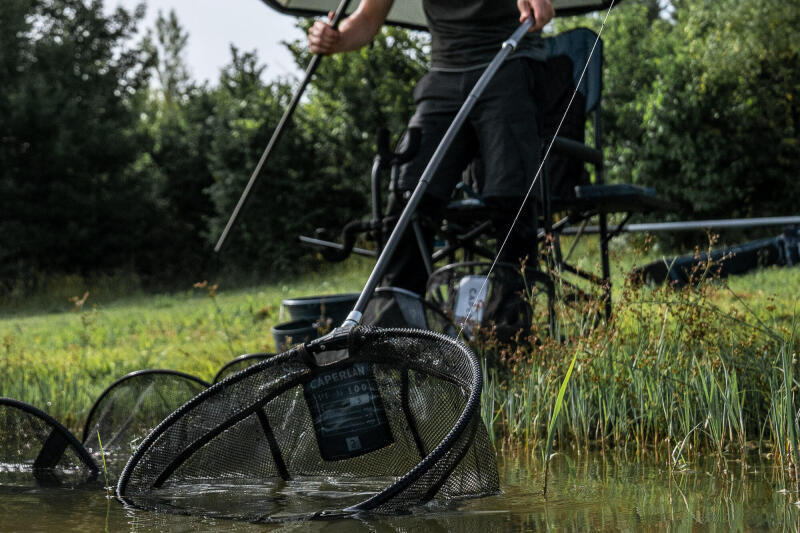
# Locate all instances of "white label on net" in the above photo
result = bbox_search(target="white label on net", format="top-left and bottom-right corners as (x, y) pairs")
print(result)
(454, 275), (489, 326)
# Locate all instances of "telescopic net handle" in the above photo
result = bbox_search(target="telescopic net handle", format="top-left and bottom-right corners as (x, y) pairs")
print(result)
(214, 0), (354, 253)
(342, 17), (534, 327)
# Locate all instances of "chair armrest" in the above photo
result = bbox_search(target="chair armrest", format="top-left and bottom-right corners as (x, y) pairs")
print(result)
(566, 183), (678, 214)
(575, 184), (657, 199)
(551, 136), (603, 167)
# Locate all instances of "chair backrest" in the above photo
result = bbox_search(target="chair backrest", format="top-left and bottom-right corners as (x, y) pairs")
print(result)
(544, 27), (604, 116)
(540, 27), (604, 202)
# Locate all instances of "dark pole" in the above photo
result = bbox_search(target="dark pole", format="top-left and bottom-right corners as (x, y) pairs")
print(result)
(214, 0), (354, 253)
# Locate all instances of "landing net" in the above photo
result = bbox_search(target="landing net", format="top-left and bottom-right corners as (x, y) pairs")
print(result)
(0, 397), (98, 487)
(117, 327), (498, 520)
(81, 370), (209, 480)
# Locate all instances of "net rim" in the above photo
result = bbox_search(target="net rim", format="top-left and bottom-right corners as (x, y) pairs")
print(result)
(115, 327), (483, 513)
(81, 369), (210, 444)
(0, 396), (100, 476)
(213, 353), (274, 384)
(115, 346), (303, 498)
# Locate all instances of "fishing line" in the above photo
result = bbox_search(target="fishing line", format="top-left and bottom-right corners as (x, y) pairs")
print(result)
(457, 0), (617, 338)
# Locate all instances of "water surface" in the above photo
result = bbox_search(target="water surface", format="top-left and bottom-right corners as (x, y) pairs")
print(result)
(1, 453), (798, 532)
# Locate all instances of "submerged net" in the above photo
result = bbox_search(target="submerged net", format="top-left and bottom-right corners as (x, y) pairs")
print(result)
(117, 326), (498, 521)
(0, 398), (98, 487)
(81, 370), (209, 480)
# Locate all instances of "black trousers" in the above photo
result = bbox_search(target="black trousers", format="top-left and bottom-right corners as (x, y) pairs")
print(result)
(382, 58), (545, 297)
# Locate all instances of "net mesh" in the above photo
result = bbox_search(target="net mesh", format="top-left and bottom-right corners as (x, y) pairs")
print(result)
(0, 398), (98, 487)
(81, 371), (208, 480)
(117, 327), (498, 520)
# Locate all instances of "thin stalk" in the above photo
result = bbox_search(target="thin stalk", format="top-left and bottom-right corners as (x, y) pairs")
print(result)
(97, 430), (111, 495)
(781, 345), (800, 493)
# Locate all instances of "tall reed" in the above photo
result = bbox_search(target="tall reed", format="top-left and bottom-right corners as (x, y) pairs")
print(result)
(543, 350), (577, 496)
(477, 263), (799, 492)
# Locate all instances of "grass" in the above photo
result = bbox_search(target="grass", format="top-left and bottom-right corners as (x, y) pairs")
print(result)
(543, 349), (578, 496)
(0, 258), (372, 430)
(96, 430), (111, 495)
(475, 240), (800, 494)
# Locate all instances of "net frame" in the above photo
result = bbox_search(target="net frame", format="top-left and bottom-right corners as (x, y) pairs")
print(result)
(0, 397), (99, 484)
(116, 326), (490, 516)
(81, 369), (210, 445)
(117, 21), (535, 520)
(213, 353), (274, 384)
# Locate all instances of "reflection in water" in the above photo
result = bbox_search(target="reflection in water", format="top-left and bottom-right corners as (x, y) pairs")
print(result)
(492, 453), (800, 531)
(1, 453), (798, 532)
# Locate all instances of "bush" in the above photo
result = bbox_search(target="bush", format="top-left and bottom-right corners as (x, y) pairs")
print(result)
(606, 1), (800, 225)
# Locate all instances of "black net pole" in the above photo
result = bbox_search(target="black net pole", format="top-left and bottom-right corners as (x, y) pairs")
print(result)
(343, 18), (534, 327)
(214, 0), (354, 253)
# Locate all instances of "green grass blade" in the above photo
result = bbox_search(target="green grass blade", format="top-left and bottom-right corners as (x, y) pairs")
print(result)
(97, 430), (111, 495)
(543, 349), (578, 496)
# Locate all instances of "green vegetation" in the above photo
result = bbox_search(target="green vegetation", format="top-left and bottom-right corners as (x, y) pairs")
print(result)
(2, 0), (798, 288)
(0, 259), (371, 430)
(543, 349), (578, 496)
(0, 0), (426, 288)
(2, 243), (799, 498)
(476, 257), (800, 494)
(559, 0), (800, 235)
(0, 0), (798, 499)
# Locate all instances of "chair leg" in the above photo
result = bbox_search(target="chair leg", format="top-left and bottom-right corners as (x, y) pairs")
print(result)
(599, 210), (612, 320)
(412, 219), (435, 277)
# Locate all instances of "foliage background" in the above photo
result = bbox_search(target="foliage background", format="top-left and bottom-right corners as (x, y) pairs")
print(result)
(1, 0), (798, 293)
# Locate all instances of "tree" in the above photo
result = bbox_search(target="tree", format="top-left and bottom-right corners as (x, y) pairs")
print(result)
(204, 26), (429, 278)
(628, 0), (800, 222)
(0, 0), (155, 285)
(6, 0), (795, 288)
(138, 10), (217, 279)
(203, 47), (363, 276)
(554, 0), (799, 243)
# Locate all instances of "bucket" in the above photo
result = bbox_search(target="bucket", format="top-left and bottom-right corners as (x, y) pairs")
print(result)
(281, 293), (359, 325)
(271, 319), (319, 352)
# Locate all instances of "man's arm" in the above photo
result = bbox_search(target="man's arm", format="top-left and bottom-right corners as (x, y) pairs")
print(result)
(518, 0), (555, 32)
(308, 0), (394, 55)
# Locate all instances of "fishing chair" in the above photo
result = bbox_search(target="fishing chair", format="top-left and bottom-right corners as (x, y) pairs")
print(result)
(300, 27), (675, 331)
(432, 27), (676, 322)
(540, 28), (676, 319)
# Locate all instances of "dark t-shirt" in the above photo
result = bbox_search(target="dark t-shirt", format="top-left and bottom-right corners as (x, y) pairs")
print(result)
(423, 0), (546, 70)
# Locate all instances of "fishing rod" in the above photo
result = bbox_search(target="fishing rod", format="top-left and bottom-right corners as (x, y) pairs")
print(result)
(561, 215), (800, 235)
(214, 0), (354, 253)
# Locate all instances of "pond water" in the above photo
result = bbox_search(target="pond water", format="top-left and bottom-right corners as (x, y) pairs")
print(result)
(1, 453), (798, 532)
